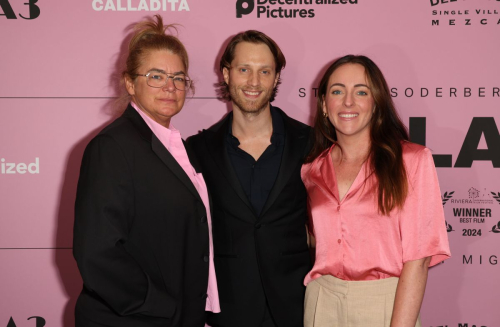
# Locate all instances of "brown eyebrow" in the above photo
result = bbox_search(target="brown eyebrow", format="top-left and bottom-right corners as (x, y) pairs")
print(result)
(235, 64), (274, 69)
(329, 83), (371, 89)
(148, 68), (186, 75)
(329, 83), (345, 89)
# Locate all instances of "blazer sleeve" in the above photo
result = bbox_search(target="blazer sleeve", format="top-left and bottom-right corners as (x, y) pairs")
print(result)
(73, 134), (176, 318)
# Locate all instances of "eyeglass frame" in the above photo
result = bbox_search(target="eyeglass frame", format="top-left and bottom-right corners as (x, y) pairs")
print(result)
(134, 71), (192, 91)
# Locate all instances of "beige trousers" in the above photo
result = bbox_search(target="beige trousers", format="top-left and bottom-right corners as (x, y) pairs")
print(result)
(304, 275), (422, 327)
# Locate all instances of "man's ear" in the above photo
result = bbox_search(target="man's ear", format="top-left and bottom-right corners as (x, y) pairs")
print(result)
(274, 72), (279, 88)
(223, 67), (230, 85)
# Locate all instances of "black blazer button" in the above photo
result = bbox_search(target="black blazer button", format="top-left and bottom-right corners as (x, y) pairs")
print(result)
(255, 223), (262, 229)
(200, 215), (207, 223)
(203, 255), (209, 262)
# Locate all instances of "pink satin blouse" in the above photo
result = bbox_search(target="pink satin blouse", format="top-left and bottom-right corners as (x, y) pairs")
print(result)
(301, 142), (451, 284)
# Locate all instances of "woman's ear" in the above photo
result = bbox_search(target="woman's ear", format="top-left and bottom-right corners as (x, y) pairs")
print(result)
(124, 75), (135, 96)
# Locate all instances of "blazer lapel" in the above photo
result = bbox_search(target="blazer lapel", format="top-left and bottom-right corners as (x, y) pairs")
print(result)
(259, 109), (309, 217)
(124, 105), (203, 204)
(151, 135), (203, 204)
(205, 115), (256, 216)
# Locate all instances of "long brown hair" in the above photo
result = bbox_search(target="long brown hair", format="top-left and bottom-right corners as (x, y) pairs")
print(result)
(217, 30), (286, 102)
(307, 55), (409, 215)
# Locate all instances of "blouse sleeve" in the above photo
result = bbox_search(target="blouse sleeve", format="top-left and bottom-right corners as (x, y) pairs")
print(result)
(399, 146), (451, 267)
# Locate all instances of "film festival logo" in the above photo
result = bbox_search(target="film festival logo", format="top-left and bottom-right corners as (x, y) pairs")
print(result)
(236, 0), (358, 19)
(490, 191), (500, 234)
(469, 187), (479, 199)
(0, 0), (40, 19)
(430, 0), (500, 27)
(446, 187), (498, 238)
(449, 187), (495, 205)
(492, 191), (500, 205)
(442, 191), (455, 232)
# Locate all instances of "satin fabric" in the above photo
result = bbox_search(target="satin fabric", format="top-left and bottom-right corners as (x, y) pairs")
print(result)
(302, 142), (450, 284)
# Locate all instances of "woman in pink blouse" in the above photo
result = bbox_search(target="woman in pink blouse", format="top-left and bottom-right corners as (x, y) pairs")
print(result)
(302, 55), (450, 327)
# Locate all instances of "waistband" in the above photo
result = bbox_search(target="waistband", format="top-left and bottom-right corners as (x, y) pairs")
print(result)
(313, 275), (399, 296)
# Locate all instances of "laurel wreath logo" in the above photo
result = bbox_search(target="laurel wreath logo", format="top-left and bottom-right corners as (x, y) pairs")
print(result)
(442, 191), (455, 206)
(491, 192), (500, 205)
(442, 191), (455, 232)
(445, 221), (454, 232)
(490, 221), (500, 233)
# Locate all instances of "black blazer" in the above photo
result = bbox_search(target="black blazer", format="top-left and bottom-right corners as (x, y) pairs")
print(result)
(73, 105), (209, 327)
(187, 107), (312, 327)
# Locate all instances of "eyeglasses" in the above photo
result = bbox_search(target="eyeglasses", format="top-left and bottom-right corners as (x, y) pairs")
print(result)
(135, 71), (191, 91)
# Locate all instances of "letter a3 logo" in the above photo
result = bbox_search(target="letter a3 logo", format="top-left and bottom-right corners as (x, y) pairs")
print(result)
(7, 316), (46, 327)
(0, 0), (40, 19)
(236, 0), (254, 18)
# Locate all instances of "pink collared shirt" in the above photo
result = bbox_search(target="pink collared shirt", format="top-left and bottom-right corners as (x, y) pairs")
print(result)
(301, 141), (451, 284)
(131, 102), (220, 313)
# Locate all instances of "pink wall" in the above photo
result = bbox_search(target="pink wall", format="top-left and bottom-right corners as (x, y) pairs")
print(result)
(1, 0), (499, 326)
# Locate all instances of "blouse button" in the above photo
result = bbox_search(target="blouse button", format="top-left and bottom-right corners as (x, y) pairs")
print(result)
(337, 239), (341, 244)
(337, 205), (340, 211)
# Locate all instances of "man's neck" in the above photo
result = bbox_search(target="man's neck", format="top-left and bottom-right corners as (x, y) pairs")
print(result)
(231, 103), (273, 141)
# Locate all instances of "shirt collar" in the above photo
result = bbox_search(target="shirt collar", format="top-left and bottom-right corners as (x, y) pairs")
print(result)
(130, 101), (180, 151)
(226, 105), (285, 146)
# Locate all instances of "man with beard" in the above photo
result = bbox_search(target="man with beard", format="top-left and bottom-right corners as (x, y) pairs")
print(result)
(187, 31), (312, 327)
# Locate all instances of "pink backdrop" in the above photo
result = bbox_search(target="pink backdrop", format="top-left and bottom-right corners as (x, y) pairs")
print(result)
(1, 0), (499, 326)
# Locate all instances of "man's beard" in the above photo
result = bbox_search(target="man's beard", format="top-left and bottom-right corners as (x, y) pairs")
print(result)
(229, 84), (273, 116)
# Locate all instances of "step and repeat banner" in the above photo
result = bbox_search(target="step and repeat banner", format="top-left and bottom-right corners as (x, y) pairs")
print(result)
(1, 0), (499, 326)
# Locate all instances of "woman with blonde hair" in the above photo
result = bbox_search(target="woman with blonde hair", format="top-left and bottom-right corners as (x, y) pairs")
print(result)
(73, 15), (219, 327)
